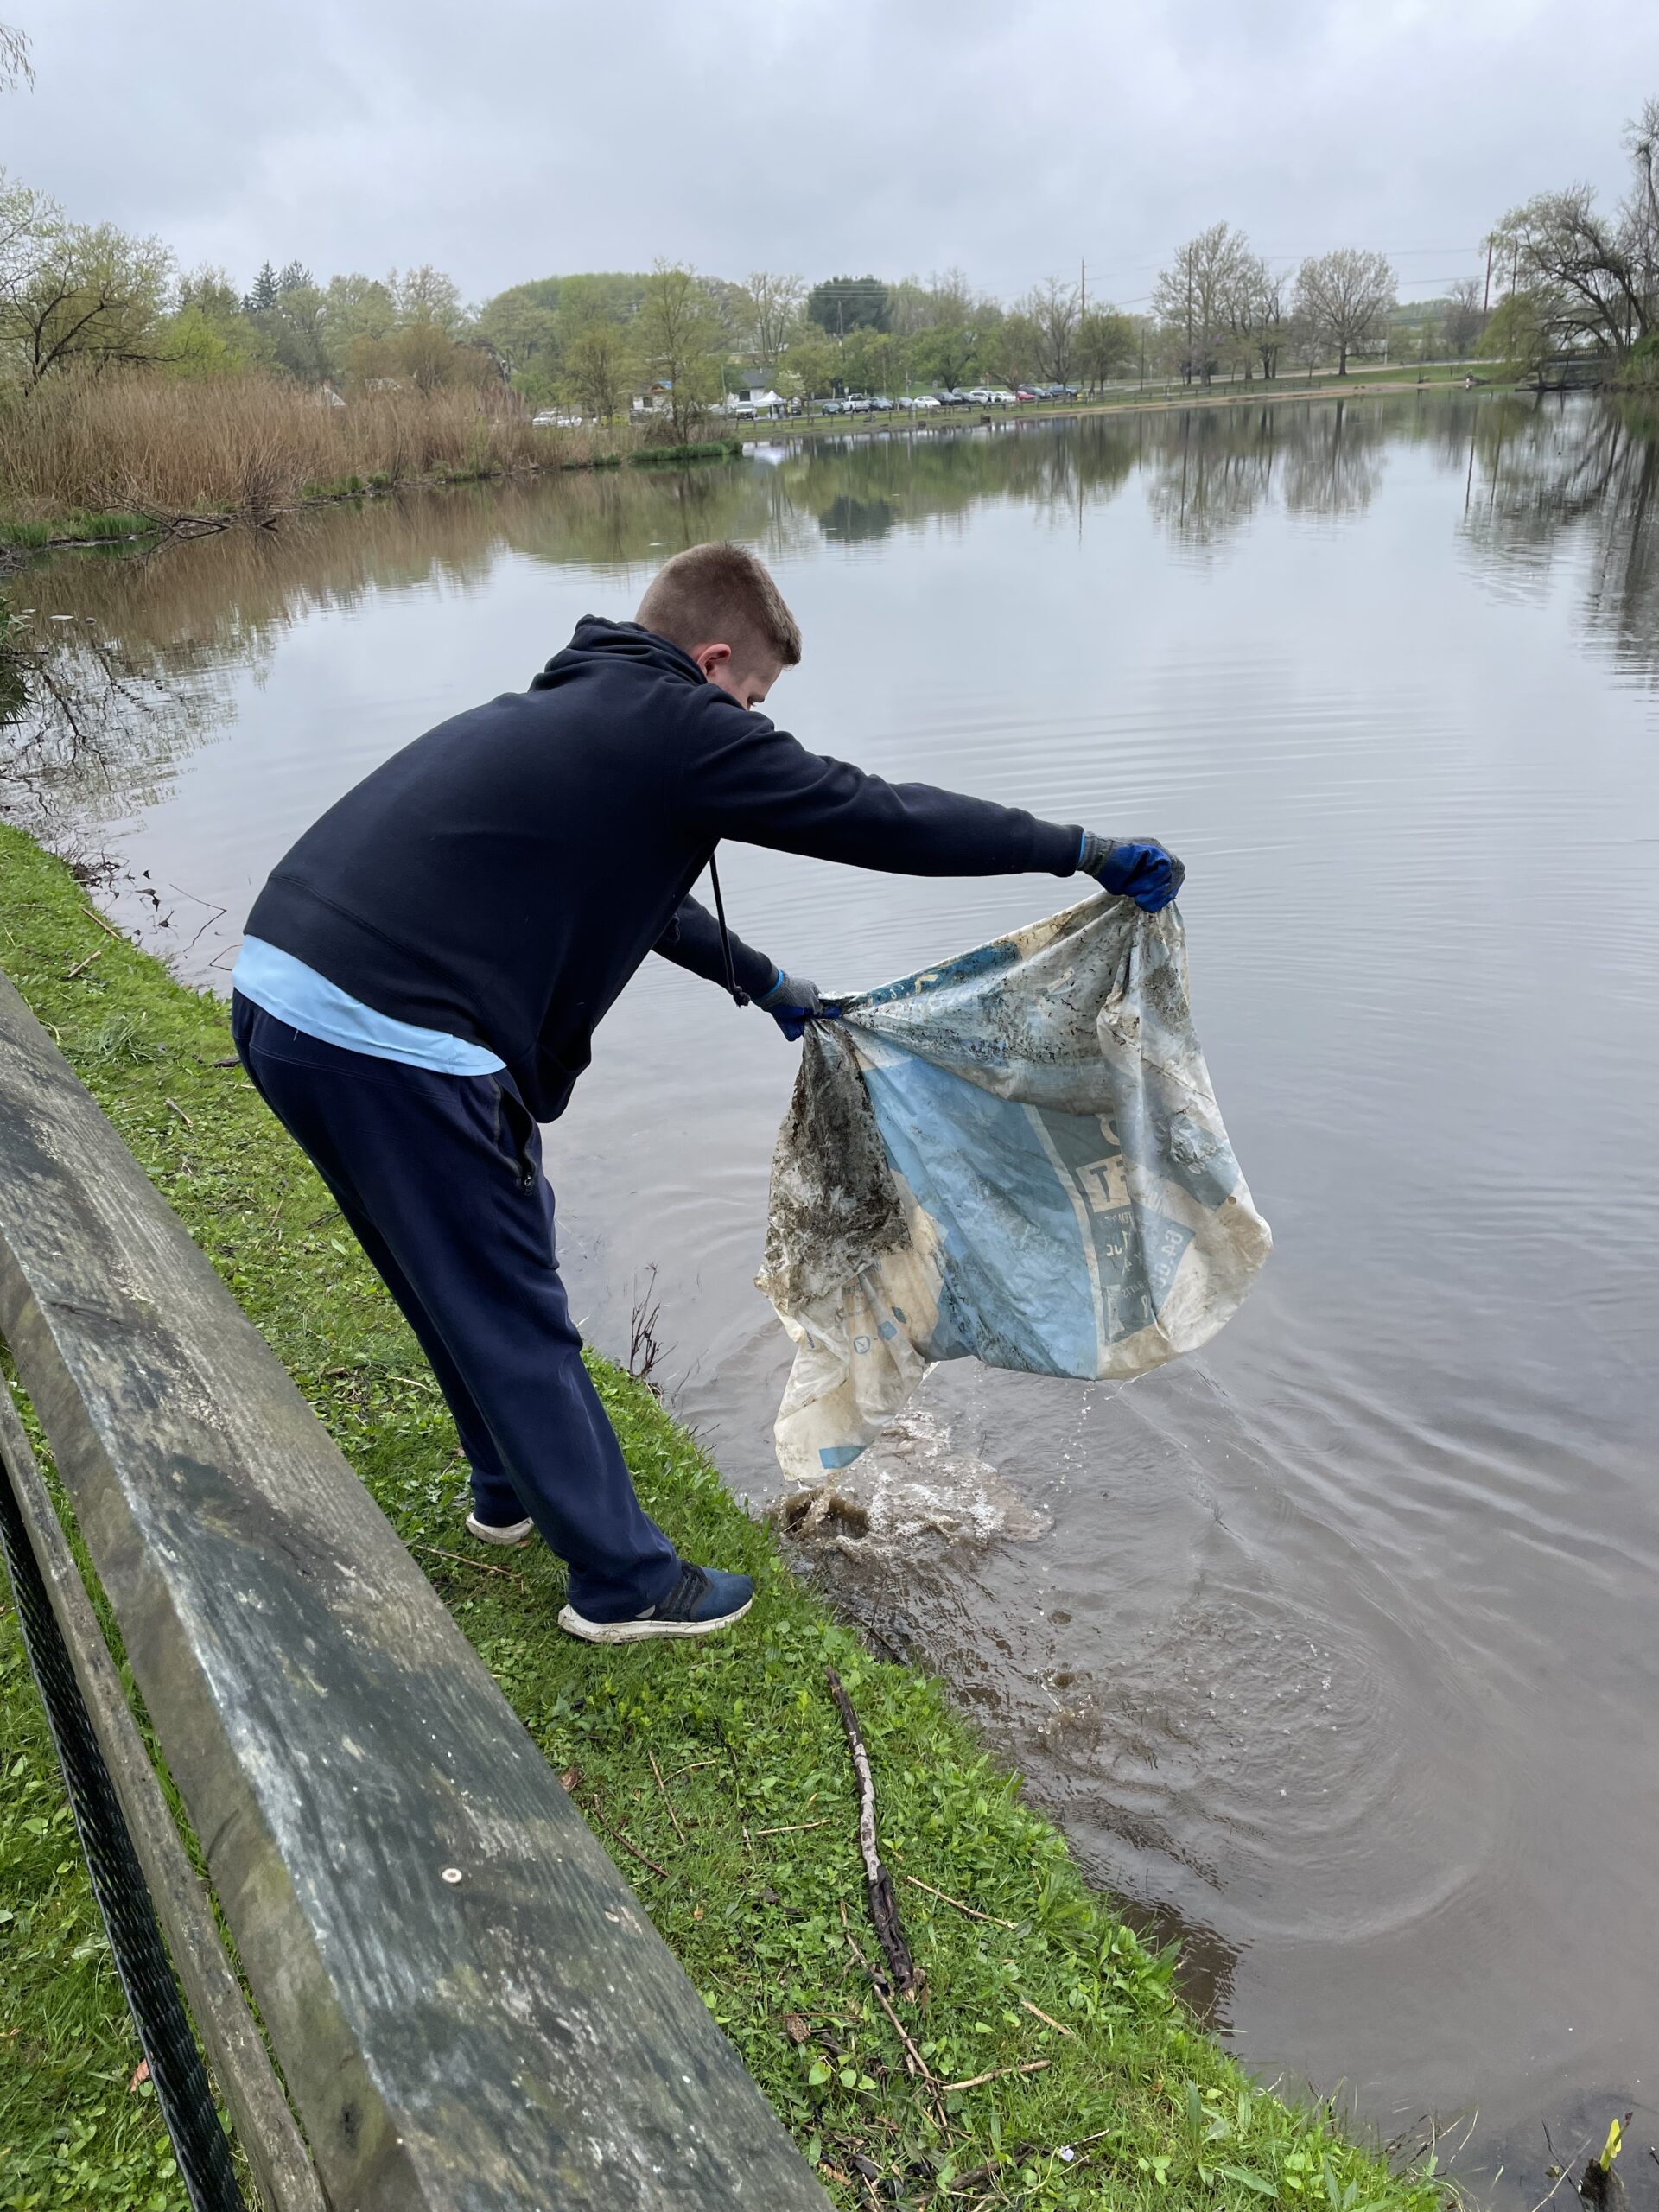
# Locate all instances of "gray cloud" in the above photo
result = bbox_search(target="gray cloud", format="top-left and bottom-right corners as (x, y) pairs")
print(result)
(6, 0), (1658, 305)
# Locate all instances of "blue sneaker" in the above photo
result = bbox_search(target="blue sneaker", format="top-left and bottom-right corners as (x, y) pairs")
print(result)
(557, 1564), (754, 1643)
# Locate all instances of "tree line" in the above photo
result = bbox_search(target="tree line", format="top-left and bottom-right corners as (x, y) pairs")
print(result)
(3, 0), (1653, 436)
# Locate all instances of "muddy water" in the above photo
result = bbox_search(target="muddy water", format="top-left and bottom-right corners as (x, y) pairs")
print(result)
(7, 395), (1657, 2200)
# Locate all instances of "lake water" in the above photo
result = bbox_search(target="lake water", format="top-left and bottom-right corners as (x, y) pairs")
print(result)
(7, 395), (1657, 2203)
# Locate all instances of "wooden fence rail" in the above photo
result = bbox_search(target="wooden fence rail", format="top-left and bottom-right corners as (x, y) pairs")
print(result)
(0, 969), (830, 2209)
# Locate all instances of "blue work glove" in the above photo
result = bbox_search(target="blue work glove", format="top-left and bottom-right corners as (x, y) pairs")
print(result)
(758, 968), (833, 1041)
(1078, 831), (1185, 913)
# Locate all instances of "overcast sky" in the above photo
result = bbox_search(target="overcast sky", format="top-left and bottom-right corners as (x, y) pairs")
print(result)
(5, 0), (1657, 310)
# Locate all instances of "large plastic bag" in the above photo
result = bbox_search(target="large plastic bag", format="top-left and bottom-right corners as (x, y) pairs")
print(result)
(757, 893), (1271, 1481)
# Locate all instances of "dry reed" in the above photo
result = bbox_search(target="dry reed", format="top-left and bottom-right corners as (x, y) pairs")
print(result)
(0, 371), (620, 524)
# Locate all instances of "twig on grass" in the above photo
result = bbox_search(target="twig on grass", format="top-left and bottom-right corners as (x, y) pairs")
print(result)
(79, 903), (122, 940)
(941, 2059), (1052, 2094)
(647, 1747), (686, 1843)
(754, 1818), (830, 1837)
(904, 1873), (1016, 1929)
(64, 944), (106, 980)
(409, 1540), (525, 1588)
(826, 1665), (922, 1998)
(164, 1096), (194, 1129)
(607, 1826), (672, 1881)
(1018, 1995), (1075, 2038)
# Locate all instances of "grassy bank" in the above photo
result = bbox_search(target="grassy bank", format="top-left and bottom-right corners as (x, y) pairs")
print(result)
(0, 828), (1449, 2212)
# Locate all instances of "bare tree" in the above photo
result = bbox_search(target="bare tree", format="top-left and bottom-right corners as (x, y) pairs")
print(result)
(1153, 223), (1249, 384)
(742, 270), (803, 380)
(1024, 275), (1079, 382)
(1292, 248), (1396, 375)
(1443, 276), (1487, 358)
(1226, 253), (1287, 380)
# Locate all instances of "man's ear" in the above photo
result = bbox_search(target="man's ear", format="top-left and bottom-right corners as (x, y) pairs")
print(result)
(690, 641), (733, 682)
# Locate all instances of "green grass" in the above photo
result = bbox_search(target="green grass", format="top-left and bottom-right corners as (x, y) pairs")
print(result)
(0, 512), (155, 551)
(0, 826), (1452, 2212)
(630, 437), (747, 466)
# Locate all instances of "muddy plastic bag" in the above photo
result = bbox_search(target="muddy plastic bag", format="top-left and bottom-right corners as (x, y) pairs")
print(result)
(758, 893), (1271, 1481)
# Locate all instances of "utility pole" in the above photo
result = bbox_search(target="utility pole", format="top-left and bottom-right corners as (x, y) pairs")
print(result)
(1483, 234), (1494, 315)
(1080, 256), (1086, 319)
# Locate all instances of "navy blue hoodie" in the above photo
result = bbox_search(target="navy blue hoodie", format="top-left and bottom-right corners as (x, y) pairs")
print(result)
(245, 618), (1084, 1120)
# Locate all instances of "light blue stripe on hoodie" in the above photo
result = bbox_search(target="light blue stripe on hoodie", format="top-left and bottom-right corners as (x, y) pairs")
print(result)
(232, 937), (506, 1076)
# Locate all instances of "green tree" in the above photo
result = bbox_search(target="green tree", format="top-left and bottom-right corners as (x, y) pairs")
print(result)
(1479, 289), (1554, 381)
(1491, 97), (1659, 359)
(982, 310), (1039, 389)
(0, 177), (172, 388)
(393, 264), (465, 334)
(841, 326), (907, 395)
(775, 325), (838, 401)
(475, 283), (563, 400)
(912, 320), (979, 391)
(563, 319), (635, 422)
(637, 260), (725, 439)
(806, 273), (888, 335)
(1075, 308), (1135, 392)
(316, 271), (397, 380)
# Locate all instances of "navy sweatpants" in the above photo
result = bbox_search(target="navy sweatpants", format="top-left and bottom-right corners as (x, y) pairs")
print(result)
(232, 995), (680, 1622)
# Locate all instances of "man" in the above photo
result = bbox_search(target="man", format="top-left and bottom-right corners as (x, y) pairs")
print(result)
(232, 542), (1182, 1643)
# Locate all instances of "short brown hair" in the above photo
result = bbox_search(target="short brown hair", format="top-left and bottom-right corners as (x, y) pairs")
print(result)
(635, 541), (802, 672)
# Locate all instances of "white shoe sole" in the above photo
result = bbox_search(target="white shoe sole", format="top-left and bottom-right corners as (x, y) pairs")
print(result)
(556, 1595), (753, 1644)
(465, 1513), (533, 1547)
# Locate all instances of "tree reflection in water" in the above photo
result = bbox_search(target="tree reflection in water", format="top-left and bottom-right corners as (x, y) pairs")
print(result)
(3, 394), (1656, 850)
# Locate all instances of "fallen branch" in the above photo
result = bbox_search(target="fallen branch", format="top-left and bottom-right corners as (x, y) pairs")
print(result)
(1018, 1995), (1075, 2038)
(904, 1873), (1016, 1929)
(79, 903), (123, 941)
(65, 944), (106, 980)
(838, 1899), (935, 2085)
(607, 1825), (671, 1880)
(164, 1096), (194, 1129)
(753, 1818), (830, 1837)
(408, 1540), (524, 1587)
(941, 2059), (1052, 2094)
(826, 1665), (921, 1998)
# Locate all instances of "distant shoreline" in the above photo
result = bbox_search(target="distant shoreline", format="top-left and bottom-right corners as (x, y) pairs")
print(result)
(730, 370), (1519, 448)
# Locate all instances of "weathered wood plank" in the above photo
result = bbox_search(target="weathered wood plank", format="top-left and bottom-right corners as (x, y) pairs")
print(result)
(0, 1377), (325, 2212)
(0, 971), (830, 2211)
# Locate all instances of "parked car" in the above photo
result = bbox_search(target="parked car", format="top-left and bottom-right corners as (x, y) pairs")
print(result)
(869, 395), (894, 411)
(912, 392), (943, 410)
(938, 388), (971, 407)
(986, 388), (1020, 405)
(532, 409), (583, 428)
(1014, 387), (1038, 403)
(844, 395), (872, 414)
(817, 398), (844, 415)
(727, 401), (759, 421)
